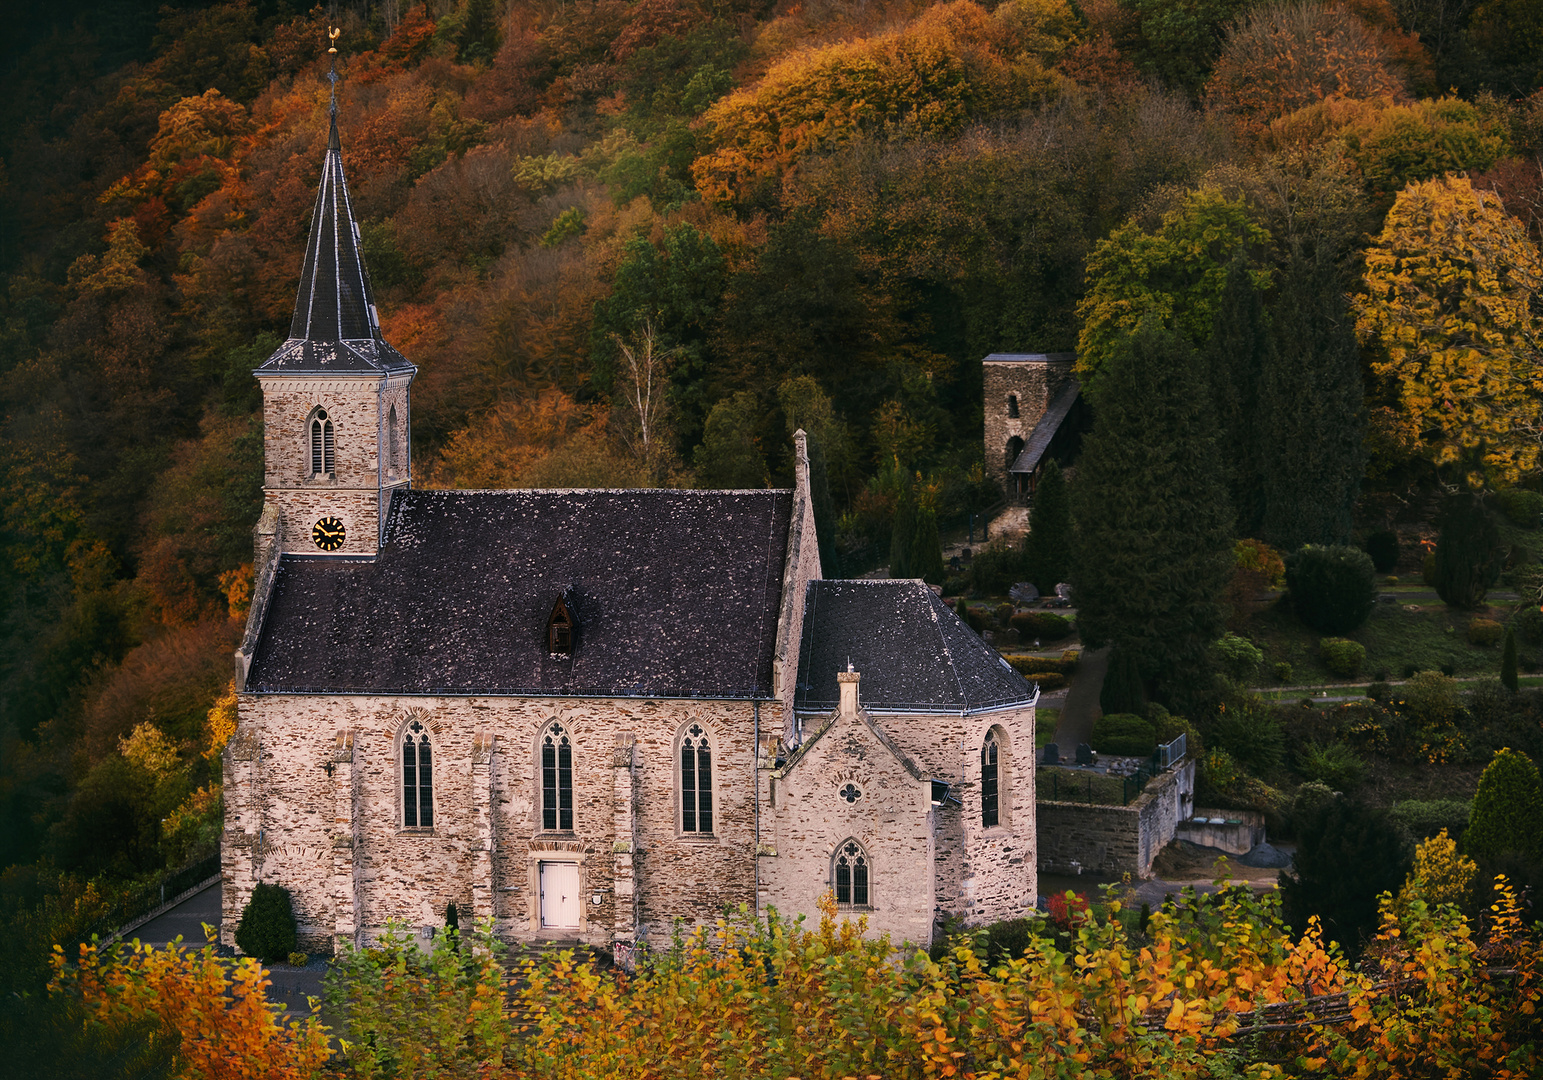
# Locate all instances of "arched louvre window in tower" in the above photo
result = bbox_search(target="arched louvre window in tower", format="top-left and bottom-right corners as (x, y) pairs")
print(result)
(311, 410), (335, 476)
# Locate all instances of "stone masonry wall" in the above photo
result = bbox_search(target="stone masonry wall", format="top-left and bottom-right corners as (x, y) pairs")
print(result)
(762, 705), (935, 947)
(870, 705), (1038, 929)
(1035, 760), (1196, 879)
(259, 372), (411, 555)
(224, 692), (773, 954)
(982, 358), (1076, 489)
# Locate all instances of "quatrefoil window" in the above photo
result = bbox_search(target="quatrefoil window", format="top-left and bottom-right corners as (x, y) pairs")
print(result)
(839, 782), (862, 804)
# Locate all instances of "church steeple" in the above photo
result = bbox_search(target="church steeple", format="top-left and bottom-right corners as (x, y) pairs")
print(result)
(252, 30), (414, 560)
(290, 110), (379, 343)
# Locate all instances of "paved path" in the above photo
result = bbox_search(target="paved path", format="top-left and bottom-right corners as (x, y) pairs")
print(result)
(129, 882), (327, 1020)
(1053, 645), (1106, 752)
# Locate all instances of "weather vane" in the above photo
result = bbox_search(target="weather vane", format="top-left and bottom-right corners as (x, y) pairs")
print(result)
(327, 27), (341, 114)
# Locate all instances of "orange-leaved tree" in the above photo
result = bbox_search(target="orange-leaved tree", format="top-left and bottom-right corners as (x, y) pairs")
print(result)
(1354, 174), (1543, 486)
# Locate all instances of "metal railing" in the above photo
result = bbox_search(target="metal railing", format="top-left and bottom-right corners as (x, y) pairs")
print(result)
(67, 847), (220, 952)
(1154, 733), (1187, 770)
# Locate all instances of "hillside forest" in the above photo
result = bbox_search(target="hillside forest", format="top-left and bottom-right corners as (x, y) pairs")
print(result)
(2, 0), (1543, 987)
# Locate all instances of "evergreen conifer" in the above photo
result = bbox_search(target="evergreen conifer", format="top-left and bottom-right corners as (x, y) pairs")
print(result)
(1023, 459), (1072, 594)
(1463, 748), (1543, 862)
(1204, 260), (1271, 537)
(234, 882), (297, 963)
(1072, 319), (1233, 706)
(1280, 794), (1413, 954)
(1433, 493), (1504, 608)
(1502, 628), (1519, 691)
(1260, 252), (1364, 551)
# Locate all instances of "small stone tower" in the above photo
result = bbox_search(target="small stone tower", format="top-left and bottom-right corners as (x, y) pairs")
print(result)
(254, 109), (415, 557)
(982, 352), (1076, 496)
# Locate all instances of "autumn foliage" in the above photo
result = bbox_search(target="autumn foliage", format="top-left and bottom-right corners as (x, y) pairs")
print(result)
(50, 882), (1542, 1078)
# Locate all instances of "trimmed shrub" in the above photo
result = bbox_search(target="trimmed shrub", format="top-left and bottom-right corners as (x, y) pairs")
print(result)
(235, 882), (297, 963)
(961, 605), (991, 635)
(1495, 487), (1543, 528)
(1468, 617), (1504, 647)
(1010, 611), (1075, 641)
(995, 602), (1014, 628)
(1422, 551), (1437, 585)
(1274, 661), (1294, 683)
(1463, 748), (1543, 862)
(1390, 798), (1473, 841)
(1091, 712), (1157, 755)
(1285, 545), (1377, 633)
(1295, 740), (1365, 789)
(1319, 637), (1366, 678)
(1363, 529), (1400, 572)
(1367, 680), (1392, 702)
(1512, 606), (1543, 646)
(1005, 654), (1079, 678)
(1020, 671), (1067, 691)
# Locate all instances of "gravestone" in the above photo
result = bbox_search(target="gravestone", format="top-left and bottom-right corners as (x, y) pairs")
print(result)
(1010, 581), (1040, 603)
(1041, 743), (1059, 766)
(1075, 742), (1094, 766)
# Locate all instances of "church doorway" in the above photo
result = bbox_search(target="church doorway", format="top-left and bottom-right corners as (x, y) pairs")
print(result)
(539, 861), (581, 928)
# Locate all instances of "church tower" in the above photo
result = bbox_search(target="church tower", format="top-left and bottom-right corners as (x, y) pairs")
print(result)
(254, 105), (415, 558)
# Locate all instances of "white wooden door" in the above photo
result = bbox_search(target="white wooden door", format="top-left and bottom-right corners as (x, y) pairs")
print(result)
(539, 861), (581, 928)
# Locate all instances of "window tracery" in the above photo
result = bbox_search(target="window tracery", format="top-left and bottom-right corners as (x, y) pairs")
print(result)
(680, 723), (713, 833)
(402, 720), (433, 828)
(541, 721), (574, 831)
(833, 839), (869, 907)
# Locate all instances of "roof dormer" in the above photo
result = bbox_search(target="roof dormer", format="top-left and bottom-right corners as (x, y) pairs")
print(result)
(547, 589), (577, 656)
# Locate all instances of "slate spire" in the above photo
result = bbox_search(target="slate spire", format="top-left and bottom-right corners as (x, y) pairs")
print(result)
(257, 34), (412, 374)
(289, 108), (379, 343)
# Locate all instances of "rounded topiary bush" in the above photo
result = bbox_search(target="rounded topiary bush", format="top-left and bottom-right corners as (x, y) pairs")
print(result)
(1319, 637), (1366, 678)
(1495, 487), (1543, 529)
(1091, 712), (1157, 756)
(1010, 611), (1075, 641)
(1285, 545), (1377, 633)
(235, 882), (298, 963)
(1468, 617), (1504, 647)
(1363, 529), (1400, 573)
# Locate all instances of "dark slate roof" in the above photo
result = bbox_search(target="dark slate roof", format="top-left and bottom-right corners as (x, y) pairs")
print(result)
(1010, 378), (1080, 474)
(794, 580), (1037, 714)
(983, 351), (1076, 364)
(256, 113), (412, 375)
(245, 489), (793, 696)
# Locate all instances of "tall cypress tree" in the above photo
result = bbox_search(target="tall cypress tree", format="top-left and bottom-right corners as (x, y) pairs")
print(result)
(1023, 459), (1072, 594)
(1260, 252), (1365, 551)
(1072, 319), (1233, 706)
(1204, 260), (1272, 538)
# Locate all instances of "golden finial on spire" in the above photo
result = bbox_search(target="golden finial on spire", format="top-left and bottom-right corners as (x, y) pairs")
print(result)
(328, 26), (340, 54)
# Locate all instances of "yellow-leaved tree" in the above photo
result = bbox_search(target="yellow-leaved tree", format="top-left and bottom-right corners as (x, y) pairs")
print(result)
(1354, 175), (1543, 486)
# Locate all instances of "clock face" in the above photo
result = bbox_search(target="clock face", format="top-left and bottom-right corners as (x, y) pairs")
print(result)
(312, 516), (346, 551)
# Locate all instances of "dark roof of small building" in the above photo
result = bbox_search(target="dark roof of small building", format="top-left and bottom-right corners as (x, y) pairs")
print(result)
(244, 489), (793, 697)
(983, 352), (1076, 364)
(1010, 379), (1080, 474)
(256, 114), (413, 375)
(794, 580), (1037, 714)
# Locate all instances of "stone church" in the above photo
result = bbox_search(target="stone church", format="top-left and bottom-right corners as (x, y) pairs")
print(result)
(222, 107), (1039, 959)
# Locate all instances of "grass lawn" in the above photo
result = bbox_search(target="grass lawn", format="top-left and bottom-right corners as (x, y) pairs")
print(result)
(1037, 766), (1131, 805)
(1242, 590), (1526, 686)
(1036, 707), (1060, 747)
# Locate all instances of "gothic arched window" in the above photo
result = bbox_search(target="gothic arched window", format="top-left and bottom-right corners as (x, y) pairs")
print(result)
(541, 721), (574, 831)
(680, 723), (713, 833)
(402, 720), (433, 828)
(310, 409), (335, 476)
(982, 732), (1000, 828)
(833, 839), (869, 907)
(387, 403), (399, 471)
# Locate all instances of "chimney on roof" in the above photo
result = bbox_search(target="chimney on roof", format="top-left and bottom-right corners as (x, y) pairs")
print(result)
(837, 668), (860, 719)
